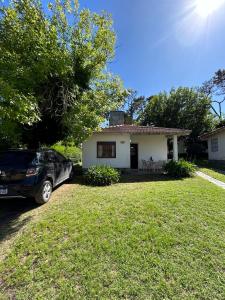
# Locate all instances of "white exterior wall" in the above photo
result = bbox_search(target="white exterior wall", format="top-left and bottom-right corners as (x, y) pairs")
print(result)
(208, 131), (225, 160)
(130, 135), (168, 168)
(82, 133), (130, 169)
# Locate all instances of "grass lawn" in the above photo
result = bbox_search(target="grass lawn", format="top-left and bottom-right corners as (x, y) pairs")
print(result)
(198, 167), (225, 183)
(196, 160), (225, 183)
(1, 175), (225, 299)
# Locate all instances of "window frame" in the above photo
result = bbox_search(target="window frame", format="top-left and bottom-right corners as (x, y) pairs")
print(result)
(211, 137), (219, 153)
(97, 141), (116, 158)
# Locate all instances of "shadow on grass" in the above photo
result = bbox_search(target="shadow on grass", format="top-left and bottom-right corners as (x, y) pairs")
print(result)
(196, 160), (225, 175)
(204, 168), (225, 176)
(71, 174), (180, 186)
(66, 176), (83, 185)
(0, 178), (81, 244)
(120, 174), (180, 183)
(0, 197), (38, 243)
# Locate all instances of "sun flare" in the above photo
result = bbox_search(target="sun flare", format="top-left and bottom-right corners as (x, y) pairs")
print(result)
(195, 0), (225, 18)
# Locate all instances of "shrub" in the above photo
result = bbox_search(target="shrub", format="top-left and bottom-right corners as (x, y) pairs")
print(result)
(164, 159), (196, 178)
(84, 165), (120, 186)
(51, 142), (81, 164)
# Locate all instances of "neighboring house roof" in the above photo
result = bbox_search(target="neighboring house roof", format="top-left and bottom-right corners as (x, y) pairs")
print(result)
(95, 125), (191, 136)
(200, 126), (225, 140)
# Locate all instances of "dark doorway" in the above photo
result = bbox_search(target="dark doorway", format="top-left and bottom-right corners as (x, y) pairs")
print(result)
(130, 144), (138, 169)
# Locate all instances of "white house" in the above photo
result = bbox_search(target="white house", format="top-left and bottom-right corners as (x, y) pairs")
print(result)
(200, 126), (225, 161)
(82, 112), (191, 170)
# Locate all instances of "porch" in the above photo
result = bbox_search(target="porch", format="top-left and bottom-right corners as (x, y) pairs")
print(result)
(129, 134), (178, 171)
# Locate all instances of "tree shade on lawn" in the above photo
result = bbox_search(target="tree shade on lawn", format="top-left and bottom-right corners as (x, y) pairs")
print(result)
(198, 167), (225, 183)
(0, 175), (225, 299)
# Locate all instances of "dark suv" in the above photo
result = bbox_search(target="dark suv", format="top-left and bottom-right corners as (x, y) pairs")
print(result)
(0, 149), (73, 204)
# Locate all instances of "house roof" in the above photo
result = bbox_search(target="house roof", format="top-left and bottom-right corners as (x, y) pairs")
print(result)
(95, 125), (191, 136)
(200, 126), (225, 140)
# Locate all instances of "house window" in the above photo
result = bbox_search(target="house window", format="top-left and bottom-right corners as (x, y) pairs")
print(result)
(211, 137), (218, 152)
(97, 142), (116, 158)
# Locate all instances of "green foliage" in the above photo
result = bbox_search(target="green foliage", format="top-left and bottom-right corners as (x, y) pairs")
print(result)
(201, 69), (225, 119)
(0, 120), (21, 150)
(0, 0), (127, 146)
(197, 167), (225, 184)
(140, 87), (215, 139)
(84, 165), (120, 186)
(165, 159), (196, 178)
(51, 142), (81, 163)
(215, 118), (225, 128)
(122, 89), (146, 123)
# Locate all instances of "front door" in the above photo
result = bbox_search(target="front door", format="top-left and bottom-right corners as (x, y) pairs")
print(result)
(130, 144), (138, 169)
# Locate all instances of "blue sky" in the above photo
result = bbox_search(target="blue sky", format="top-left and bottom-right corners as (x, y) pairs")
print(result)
(1, 0), (225, 111)
(79, 0), (225, 111)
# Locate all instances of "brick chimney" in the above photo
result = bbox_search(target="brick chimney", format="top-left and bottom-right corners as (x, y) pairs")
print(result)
(109, 111), (125, 126)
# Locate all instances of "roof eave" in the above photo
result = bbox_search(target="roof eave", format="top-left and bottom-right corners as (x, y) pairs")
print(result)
(94, 130), (191, 136)
(199, 135), (209, 141)
(199, 127), (225, 140)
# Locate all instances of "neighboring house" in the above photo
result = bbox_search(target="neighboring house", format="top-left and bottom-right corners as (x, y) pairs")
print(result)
(82, 111), (191, 170)
(200, 126), (225, 161)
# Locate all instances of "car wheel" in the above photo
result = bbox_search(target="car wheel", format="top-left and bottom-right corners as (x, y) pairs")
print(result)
(35, 180), (52, 204)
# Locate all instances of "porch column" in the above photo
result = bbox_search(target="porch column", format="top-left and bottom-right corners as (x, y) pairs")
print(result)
(173, 135), (178, 161)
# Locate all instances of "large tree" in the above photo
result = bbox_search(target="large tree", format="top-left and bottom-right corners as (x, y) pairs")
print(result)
(139, 87), (215, 156)
(121, 89), (145, 124)
(0, 0), (126, 147)
(140, 87), (214, 137)
(201, 69), (225, 120)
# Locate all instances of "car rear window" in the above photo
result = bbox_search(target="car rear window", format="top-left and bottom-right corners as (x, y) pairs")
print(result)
(0, 151), (36, 165)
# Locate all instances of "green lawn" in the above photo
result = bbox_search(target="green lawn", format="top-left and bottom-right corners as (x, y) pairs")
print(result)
(1, 175), (225, 299)
(198, 167), (225, 183)
(196, 160), (225, 183)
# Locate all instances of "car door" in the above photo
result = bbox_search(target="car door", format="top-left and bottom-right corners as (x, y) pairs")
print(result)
(46, 151), (62, 185)
(54, 152), (71, 181)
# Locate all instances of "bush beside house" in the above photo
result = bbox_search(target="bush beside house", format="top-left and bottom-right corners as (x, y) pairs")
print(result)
(84, 165), (120, 186)
(165, 160), (196, 178)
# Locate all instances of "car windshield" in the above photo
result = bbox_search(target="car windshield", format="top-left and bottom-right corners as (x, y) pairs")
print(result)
(0, 151), (36, 165)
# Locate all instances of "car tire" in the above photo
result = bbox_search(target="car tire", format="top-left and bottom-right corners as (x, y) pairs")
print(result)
(34, 180), (53, 204)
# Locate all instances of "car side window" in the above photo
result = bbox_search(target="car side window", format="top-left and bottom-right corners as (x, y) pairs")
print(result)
(46, 151), (57, 162)
(55, 152), (65, 162)
(31, 152), (46, 164)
